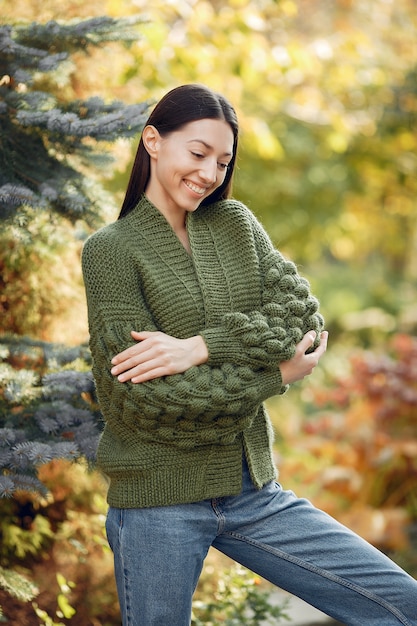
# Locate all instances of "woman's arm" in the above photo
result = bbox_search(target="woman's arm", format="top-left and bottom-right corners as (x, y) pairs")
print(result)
(111, 328), (328, 386)
(109, 207), (326, 386)
(110, 331), (208, 383)
(82, 230), (285, 448)
(279, 330), (328, 385)
(198, 206), (325, 369)
(110, 244), (325, 381)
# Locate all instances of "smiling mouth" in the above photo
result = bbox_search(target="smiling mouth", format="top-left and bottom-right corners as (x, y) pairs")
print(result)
(184, 180), (207, 195)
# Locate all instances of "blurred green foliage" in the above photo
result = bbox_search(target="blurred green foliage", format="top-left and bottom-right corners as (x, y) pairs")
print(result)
(192, 563), (290, 625)
(1, 0), (416, 622)
(108, 0), (417, 343)
(2, 0), (416, 345)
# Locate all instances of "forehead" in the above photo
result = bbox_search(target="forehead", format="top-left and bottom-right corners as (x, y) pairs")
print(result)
(177, 118), (234, 153)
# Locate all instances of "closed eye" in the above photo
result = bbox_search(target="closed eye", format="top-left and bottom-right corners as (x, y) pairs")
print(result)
(191, 151), (229, 172)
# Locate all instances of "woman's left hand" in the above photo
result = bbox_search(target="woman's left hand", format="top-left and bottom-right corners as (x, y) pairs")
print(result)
(111, 330), (208, 383)
(279, 330), (328, 386)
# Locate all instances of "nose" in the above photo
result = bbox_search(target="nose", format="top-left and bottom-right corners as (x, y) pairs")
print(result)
(199, 158), (218, 184)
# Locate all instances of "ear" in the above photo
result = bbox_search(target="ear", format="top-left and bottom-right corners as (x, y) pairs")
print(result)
(142, 125), (161, 158)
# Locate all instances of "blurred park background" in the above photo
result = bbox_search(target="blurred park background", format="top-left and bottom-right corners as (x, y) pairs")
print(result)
(0, 0), (416, 623)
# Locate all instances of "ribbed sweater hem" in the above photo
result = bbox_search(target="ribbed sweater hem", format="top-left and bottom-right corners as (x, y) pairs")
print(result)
(100, 441), (276, 509)
(103, 455), (244, 509)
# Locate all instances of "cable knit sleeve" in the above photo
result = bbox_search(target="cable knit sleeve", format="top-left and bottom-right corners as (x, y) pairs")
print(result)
(82, 227), (283, 449)
(200, 206), (324, 370)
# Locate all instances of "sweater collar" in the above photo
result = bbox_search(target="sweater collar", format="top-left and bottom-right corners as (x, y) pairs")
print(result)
(128, 194), (193, 258)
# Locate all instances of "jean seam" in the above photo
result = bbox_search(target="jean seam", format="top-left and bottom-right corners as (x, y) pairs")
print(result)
(226, 530), (414, 626)
(118, 509), (133, 626)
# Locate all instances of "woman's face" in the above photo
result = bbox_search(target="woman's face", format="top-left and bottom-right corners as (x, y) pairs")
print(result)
(144, 118), (234, 219)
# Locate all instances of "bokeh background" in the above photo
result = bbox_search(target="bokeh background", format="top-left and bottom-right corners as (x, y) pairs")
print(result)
(1, 1), (416, 624)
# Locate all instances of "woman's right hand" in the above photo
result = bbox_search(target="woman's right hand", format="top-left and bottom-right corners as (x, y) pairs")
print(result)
(279, 330), (328, 386)
(110, 330), (208, 383)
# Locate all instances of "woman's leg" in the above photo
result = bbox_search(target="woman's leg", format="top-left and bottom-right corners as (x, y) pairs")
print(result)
(212, 463), (417, 625)
(105, 502), (217, 626)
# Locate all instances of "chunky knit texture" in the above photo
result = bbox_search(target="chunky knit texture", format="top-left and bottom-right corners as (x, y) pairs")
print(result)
(82, 195), (324, 508)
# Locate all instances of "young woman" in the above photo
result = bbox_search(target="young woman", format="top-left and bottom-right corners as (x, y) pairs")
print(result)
(82, 84), (417, 625)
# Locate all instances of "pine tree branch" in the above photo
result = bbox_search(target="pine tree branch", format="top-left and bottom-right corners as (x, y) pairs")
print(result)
(0, 336), (101, 498)
(0, 17), (149, 224)
(15, 16), (146, 54)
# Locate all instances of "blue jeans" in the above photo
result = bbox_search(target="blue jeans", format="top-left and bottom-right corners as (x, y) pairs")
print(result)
(106, 459), (417, 625)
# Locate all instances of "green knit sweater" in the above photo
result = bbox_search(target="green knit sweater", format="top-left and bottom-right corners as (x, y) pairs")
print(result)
(82, 195), (324, 508)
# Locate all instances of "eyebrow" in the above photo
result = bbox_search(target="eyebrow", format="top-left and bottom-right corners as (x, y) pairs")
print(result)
(187, 139), (233, 157)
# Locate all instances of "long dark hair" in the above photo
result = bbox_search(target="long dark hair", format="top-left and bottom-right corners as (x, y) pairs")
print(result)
(118, 84), (239, 219)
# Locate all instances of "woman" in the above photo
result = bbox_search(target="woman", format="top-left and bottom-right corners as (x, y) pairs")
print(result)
(82, 84), (417, 625)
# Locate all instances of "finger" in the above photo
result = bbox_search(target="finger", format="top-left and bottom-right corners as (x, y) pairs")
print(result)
(112, 346), (141, 365)
(120, 361), (172, 383)
(111, 357), (143, 376)
(131, 367), (168, 383)
(131, 330), (159, 340)
(298, 330), (317, 353)
(111, 331), (155, 365)
(115, 357), (163, 382)
(314, 331), (329, 355)
(111, 344), (156, 374)
(111, 336), (155, 365)
(111, 347), (150, 371)
(112, 349), (140, 366)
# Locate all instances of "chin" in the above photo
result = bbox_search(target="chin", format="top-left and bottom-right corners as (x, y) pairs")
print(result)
(185, 204), (202, 213)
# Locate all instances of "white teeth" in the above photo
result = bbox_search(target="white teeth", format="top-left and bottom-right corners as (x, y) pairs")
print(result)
(184, 180), (205, 195)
